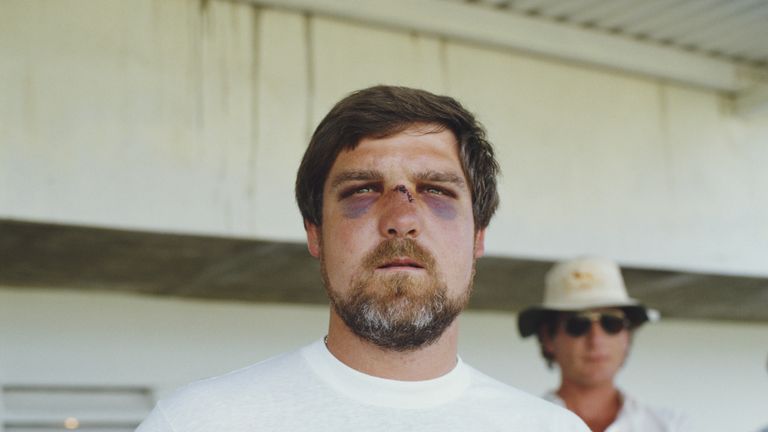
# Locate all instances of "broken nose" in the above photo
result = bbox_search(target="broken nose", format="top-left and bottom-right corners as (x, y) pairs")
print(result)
(394, 185), (414, 203)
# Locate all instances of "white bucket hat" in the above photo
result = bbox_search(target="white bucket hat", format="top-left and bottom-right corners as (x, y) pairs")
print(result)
(517, 256), (658, 337)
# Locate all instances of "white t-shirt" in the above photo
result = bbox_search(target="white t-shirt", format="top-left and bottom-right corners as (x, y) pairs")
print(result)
(137, 340), (589, 431)
(544, 390), (692, 432)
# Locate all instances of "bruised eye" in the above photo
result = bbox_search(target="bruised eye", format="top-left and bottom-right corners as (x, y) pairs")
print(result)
(421, 185), (456, 198)
(339, 184), (380, 199)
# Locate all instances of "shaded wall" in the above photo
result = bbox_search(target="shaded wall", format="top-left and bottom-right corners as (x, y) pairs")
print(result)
(0, 289), (765, 432)
(2, 0), (768, 276)
(1, 2), (767, 431)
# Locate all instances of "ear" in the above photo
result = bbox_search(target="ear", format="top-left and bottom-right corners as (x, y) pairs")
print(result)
(473, 229), (486, 259)
(305, 221), (321, 258)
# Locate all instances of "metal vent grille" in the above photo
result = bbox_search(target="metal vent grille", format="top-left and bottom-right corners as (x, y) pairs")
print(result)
(1, 385), (153, 432)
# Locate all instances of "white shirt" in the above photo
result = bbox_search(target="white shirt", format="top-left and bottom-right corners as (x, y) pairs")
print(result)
(544, 390), (692, 432)
(137, 340), (589, 431)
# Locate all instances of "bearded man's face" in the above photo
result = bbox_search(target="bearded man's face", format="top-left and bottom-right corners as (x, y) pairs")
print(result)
(305, 126), (486, 351)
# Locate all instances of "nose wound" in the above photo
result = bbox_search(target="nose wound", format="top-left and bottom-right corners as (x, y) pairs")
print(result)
(393, 185), (414, 203)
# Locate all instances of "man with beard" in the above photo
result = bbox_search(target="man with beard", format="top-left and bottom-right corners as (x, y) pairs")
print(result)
(517, 256), (691, 432)
(137, 85), (589, 431)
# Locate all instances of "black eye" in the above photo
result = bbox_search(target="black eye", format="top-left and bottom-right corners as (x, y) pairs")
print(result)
(425, 187), (445, 195)
(339, 184), (380, 199)
(422, 186), (458, 199)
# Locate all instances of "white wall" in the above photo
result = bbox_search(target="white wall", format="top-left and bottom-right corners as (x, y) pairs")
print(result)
(2, 0), (768, 276)
(0, 0), (263, 236)
(2, 1), (767, 429)
(0, 288), (765, 431)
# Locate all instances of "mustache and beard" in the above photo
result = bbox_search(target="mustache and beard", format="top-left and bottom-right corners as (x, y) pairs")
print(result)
(321, 237), (474, 351)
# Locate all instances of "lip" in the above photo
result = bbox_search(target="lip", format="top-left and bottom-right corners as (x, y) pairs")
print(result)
(585, 354), (610, 363)
(377, 257), (424, 270)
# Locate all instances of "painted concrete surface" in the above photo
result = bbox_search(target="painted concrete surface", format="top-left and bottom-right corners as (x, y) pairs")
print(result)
(0, 288), (765, 431)
(1, 2), (767, 428)
(3, 219), (767, 322)
(2, 1), (767, 278)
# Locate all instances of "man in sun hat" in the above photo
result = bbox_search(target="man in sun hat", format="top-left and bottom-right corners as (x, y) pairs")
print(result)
(518, 256), (691, 432)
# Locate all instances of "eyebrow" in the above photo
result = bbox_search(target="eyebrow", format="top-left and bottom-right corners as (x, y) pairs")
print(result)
(329, 169), (468, 191)
(413, 170), (467, 190)
(329, 170), (384, 190)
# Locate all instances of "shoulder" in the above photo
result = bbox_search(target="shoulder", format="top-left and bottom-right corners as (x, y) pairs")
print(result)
(165, 347), (306, 406)
(463, 365), (556, 409)
(139, 346), (312, 431)
(463, 366), (590, 431)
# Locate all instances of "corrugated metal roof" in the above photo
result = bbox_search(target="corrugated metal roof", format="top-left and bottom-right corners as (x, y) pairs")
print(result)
(452, 0), (768, 67)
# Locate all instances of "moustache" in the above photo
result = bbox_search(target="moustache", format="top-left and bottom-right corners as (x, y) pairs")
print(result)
(362, 238), (437, 273)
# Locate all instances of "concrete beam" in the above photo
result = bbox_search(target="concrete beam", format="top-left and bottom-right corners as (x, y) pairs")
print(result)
(2, 219), (767, 322)
(735, 85), (768, 118)
(243, 0), (759, 92)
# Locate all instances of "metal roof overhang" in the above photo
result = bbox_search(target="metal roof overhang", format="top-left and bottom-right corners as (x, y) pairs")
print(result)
(2, 219), (766, 322)
(243, 0), (768, 116)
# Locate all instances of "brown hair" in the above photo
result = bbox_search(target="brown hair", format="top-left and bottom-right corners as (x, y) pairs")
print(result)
(295, 85), (500, 229)
(536, 311), (561, 369)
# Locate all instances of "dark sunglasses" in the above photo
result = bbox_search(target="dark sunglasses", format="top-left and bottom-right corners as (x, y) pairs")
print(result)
(563, 311), (630, 337)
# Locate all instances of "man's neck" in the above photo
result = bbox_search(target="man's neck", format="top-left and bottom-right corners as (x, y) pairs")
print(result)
(324, 311), (460, 381)
(557, 380), (622, 432)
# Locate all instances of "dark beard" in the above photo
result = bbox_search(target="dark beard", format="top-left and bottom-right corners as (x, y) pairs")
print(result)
(322, 237), (473, 351)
